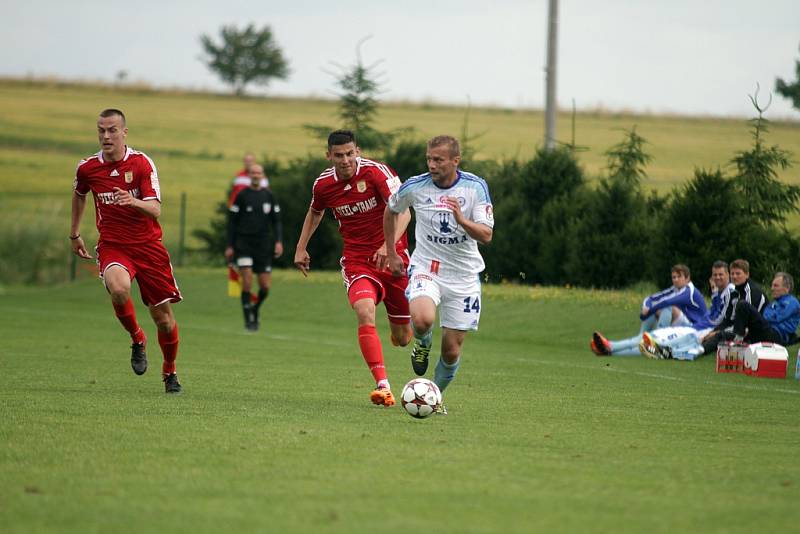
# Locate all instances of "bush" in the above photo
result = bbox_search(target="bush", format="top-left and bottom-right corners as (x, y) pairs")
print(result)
(483, 147), (586, 283)
(562, 129), (664, 288)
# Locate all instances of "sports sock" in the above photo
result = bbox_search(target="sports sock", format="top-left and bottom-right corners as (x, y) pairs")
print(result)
(255, 288), (268, 308)
(158, 323), (179, 375)
(113, 299), (145, 344)
(241, 291), (253, 322)
(434, 356), (460, 392)
(357, 324), (387, 384)
(414, 328), (433, 348)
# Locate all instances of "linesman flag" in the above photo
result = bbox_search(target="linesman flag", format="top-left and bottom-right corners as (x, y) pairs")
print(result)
(227, 265), (241, 297)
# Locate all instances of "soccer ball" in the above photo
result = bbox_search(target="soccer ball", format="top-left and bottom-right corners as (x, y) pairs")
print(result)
(400, 378), (442, 419)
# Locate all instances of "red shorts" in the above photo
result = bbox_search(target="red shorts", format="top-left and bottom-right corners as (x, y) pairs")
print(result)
(342, 258), (410, 324)
(96, 240), (182, 307)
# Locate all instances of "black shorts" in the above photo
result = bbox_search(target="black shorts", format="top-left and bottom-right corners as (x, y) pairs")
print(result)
(234, 235), (273, 273)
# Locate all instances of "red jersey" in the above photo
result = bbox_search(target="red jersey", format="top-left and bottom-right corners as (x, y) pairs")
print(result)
(311, 157), (406, 262)
(74, 146), (163, 245)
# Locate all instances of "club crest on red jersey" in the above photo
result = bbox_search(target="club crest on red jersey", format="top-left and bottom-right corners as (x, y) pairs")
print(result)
(125, 171), (133, 183)
(356, 180), (366, 193)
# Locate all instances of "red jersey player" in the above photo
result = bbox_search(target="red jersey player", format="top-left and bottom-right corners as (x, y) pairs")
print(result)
(294, 130), (413, 407)
(70, 109), (183, 394)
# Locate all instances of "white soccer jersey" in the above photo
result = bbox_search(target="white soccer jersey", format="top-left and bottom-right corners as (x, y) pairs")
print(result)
(388, 170), (494, 277)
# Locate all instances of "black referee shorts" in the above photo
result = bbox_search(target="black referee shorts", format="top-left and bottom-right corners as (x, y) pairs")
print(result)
(234, 235), (273, 273)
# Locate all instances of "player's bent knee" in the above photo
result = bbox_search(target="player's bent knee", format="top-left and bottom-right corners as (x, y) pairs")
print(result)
(153, 316), (175, 333)
(412, 318), (433, 335)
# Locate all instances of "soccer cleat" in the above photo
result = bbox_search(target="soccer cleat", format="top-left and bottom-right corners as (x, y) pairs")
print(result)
(411, 341), (431, 375)
(130, 341), (148, 375)
(434, 403), (448, 416)
(163, 373), (182, 394)
(370, 387), (395, 407)
(592, 332), (612, 356)
(243, 304), (257, 331)
(639, 332), (672, 360)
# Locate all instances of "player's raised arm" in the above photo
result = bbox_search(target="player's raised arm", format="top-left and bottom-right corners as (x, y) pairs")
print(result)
(293, 207), (324, 277)
(443, 197), (493, 244)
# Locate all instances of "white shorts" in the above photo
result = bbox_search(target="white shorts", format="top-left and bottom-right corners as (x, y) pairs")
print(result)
(406, 266), (482, 331)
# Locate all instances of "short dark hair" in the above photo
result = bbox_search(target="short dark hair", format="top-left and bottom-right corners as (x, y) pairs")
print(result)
(99, 108), (126, 126)
(427, 135), (461, 158)
(327, 129), (356, 149)
(671, 264), (690, 279)
(711, 260), (728, 272)
(730, 259), (750, 274)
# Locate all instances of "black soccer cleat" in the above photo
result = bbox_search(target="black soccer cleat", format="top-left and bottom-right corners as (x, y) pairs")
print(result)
(130, 341), (148, 375)
(163, 373), (182, 394)
(242, 304), (257, 331)
(411, 341), (431, 376)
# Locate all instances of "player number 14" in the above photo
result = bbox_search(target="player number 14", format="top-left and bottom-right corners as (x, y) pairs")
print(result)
(463, 296), (480, 313)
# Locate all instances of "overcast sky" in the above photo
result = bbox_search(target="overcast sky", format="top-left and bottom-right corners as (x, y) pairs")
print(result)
(3, 0), (799, 118)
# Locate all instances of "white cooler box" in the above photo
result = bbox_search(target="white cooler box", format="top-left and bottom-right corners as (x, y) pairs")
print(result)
(743, 342), (788, 378)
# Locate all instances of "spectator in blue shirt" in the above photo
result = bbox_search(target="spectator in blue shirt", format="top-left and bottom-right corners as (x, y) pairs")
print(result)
(732, 272), (800, 345)
(638, 264), (713, 332)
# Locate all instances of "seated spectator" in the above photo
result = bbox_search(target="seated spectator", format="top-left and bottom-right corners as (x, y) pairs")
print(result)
(701, 258), (768, 353)
(708, 260), (735, 327)
(644, 271), (800, 359)
(591, 264), (712, 356)
(732, 272), (800, 345)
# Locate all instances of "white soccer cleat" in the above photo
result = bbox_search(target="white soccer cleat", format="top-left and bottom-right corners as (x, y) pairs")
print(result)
(639, 332), (672, 360)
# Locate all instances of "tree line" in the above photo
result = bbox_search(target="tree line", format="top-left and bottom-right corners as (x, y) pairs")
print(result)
(195, 26), (800, 290)
(194, 106), (798, 291)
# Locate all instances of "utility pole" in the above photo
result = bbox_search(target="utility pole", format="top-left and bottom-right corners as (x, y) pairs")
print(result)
(544, 0), (559, 150)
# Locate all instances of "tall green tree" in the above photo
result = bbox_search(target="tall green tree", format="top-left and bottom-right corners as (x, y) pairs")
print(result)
(775, 44), (800, 111)
(604, 126), (652, 189)
(564, 127), (662, 287)
(305, 38), (409, 152)
(200, 24), (290, 96)
(730, 90), (799, 227)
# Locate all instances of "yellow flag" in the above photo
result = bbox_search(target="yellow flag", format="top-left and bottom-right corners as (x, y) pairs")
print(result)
(227, 266), (241, 297)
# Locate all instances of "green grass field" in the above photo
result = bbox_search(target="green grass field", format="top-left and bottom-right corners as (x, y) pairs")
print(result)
(2, 269), (799, 532)
(1, 78), (799, 253)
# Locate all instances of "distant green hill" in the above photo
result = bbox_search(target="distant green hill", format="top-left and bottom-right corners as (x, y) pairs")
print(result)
(1, 78), (798, 252)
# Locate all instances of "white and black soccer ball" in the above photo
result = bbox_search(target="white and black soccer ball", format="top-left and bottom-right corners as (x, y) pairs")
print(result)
(400, 378), (442, 419)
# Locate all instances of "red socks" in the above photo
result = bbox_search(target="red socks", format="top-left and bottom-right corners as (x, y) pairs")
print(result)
(358, 324), (386, 383)
(113, 299), (145, 344)
(158, 324), (179, 375)
(113, 299), (179, 375)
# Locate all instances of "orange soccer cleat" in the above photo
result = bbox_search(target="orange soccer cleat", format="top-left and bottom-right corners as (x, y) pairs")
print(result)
(591, 331), (612, 356)
(370, 387), (395, 407)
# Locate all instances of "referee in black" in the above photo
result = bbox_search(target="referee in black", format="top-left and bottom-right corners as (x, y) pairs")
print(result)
(225, 164), (283, 331)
